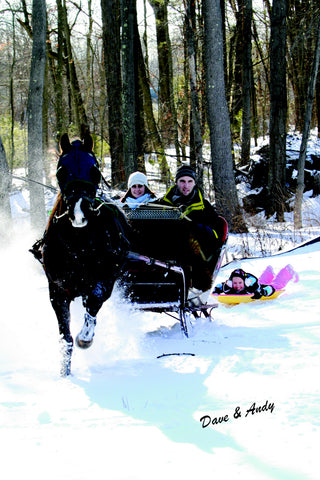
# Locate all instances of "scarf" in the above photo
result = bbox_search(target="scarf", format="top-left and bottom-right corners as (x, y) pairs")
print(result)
(125, 193), (156, 210)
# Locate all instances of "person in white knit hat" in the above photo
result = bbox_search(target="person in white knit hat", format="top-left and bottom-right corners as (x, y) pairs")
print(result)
(120, 171), (157, 209)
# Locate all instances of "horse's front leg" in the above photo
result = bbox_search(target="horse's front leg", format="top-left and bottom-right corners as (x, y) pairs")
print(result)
(76, 280), (114, 349)
(49, 282), (73, 376)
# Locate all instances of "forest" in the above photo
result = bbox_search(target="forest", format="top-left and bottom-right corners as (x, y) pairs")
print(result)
(0, 0), (319, 234)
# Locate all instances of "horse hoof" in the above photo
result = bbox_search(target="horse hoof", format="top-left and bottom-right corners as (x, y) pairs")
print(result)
(75, 313), (96, 349)
(75, 334), (94, 349)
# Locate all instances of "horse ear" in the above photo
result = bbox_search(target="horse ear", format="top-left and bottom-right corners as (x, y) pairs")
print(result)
(83, 134), (93, 153)
(81, 124), (90, 139)
(60, 133), (72, 154)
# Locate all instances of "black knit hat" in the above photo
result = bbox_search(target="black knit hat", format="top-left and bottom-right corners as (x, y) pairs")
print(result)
(175, 165), (197, 182)
(230, 269), (246, 280)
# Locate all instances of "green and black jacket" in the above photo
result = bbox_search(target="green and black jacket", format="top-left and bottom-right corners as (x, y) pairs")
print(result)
(160, 185), (220, 240)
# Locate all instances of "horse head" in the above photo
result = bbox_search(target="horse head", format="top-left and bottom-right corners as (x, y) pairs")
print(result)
(55, 131), (102, 229)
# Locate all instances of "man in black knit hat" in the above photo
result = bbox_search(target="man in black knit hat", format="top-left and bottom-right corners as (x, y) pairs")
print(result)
(158, 165), (225, 291)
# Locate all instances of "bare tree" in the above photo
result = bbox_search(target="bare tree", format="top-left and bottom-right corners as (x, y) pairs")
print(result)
(203, 0), (246, 232)
(148, 0), (180, 161)
(7, 2), (16, 171)
(121, 0), (138, 176)
(294, 15), (320, 229)
(101, 0), (125, 186)
(62, 0), (88, 132)
(268, 0), (287, 221)
(240, 0), (252, 165)
(185, 0), (203, 185)
(133, 16), (170, 179)
(27, 0), (47, 232)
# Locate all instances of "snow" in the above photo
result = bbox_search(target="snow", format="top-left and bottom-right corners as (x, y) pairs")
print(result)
(1, 213), (320, 479)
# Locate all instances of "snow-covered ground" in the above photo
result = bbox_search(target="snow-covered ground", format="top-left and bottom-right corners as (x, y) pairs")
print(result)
(1, 201), (320, 479)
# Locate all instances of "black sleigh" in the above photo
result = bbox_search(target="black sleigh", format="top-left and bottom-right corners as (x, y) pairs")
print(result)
(119, 205), (228, 336)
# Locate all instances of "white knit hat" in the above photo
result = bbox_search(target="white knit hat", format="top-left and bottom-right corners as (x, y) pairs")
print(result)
(127, 171), (148, 189)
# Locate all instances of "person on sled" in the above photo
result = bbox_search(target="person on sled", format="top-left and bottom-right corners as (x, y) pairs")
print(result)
(212, 268), (275, 298)
(213, 264), (298, 298)
(157, 165), (226, 291)
(120, 171), (157, 209)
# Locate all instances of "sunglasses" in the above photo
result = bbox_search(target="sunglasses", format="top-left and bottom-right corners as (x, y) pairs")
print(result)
(131, 184), (144, 188)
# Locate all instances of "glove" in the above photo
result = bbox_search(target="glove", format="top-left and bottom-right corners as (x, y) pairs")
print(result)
(261, 285), (275, 297)
(252, 290), (262, 299)
(213, 283), (223, 294)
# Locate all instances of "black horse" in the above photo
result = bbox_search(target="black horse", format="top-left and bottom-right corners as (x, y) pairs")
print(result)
(40, 187), (131, 376)
(31, 132), (131, 376)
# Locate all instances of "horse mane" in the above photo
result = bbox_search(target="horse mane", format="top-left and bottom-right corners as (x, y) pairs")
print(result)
(45, 191), (64, 233)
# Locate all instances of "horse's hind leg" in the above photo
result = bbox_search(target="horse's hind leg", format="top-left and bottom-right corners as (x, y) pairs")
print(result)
(49, 282), (73, 376)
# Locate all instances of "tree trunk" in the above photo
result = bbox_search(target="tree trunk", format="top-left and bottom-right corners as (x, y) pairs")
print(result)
(134, 19), (170, 180)
(228, 0), (243, 143)
(294, 16), (320, 229)
(56, 0), (67, 141)
(148, 0), (180, 162)
(268, 0), (287, 221)
(27, 0), (47, 233)
(287, 1), (318, 132)
(203, 0), (246, 232)
(121, 0), (137, 176)
(185, 0), (204, 186)
(9, 8), (16, 171)
(101, 0), (125, 187)
(62, 0), (87, 133)
(0, 134), (12, 234)
(317, 70), (320, 138)
(240, 0), (252, 165)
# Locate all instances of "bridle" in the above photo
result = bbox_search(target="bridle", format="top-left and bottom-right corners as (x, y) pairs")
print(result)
(54, 191), (100, 226)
